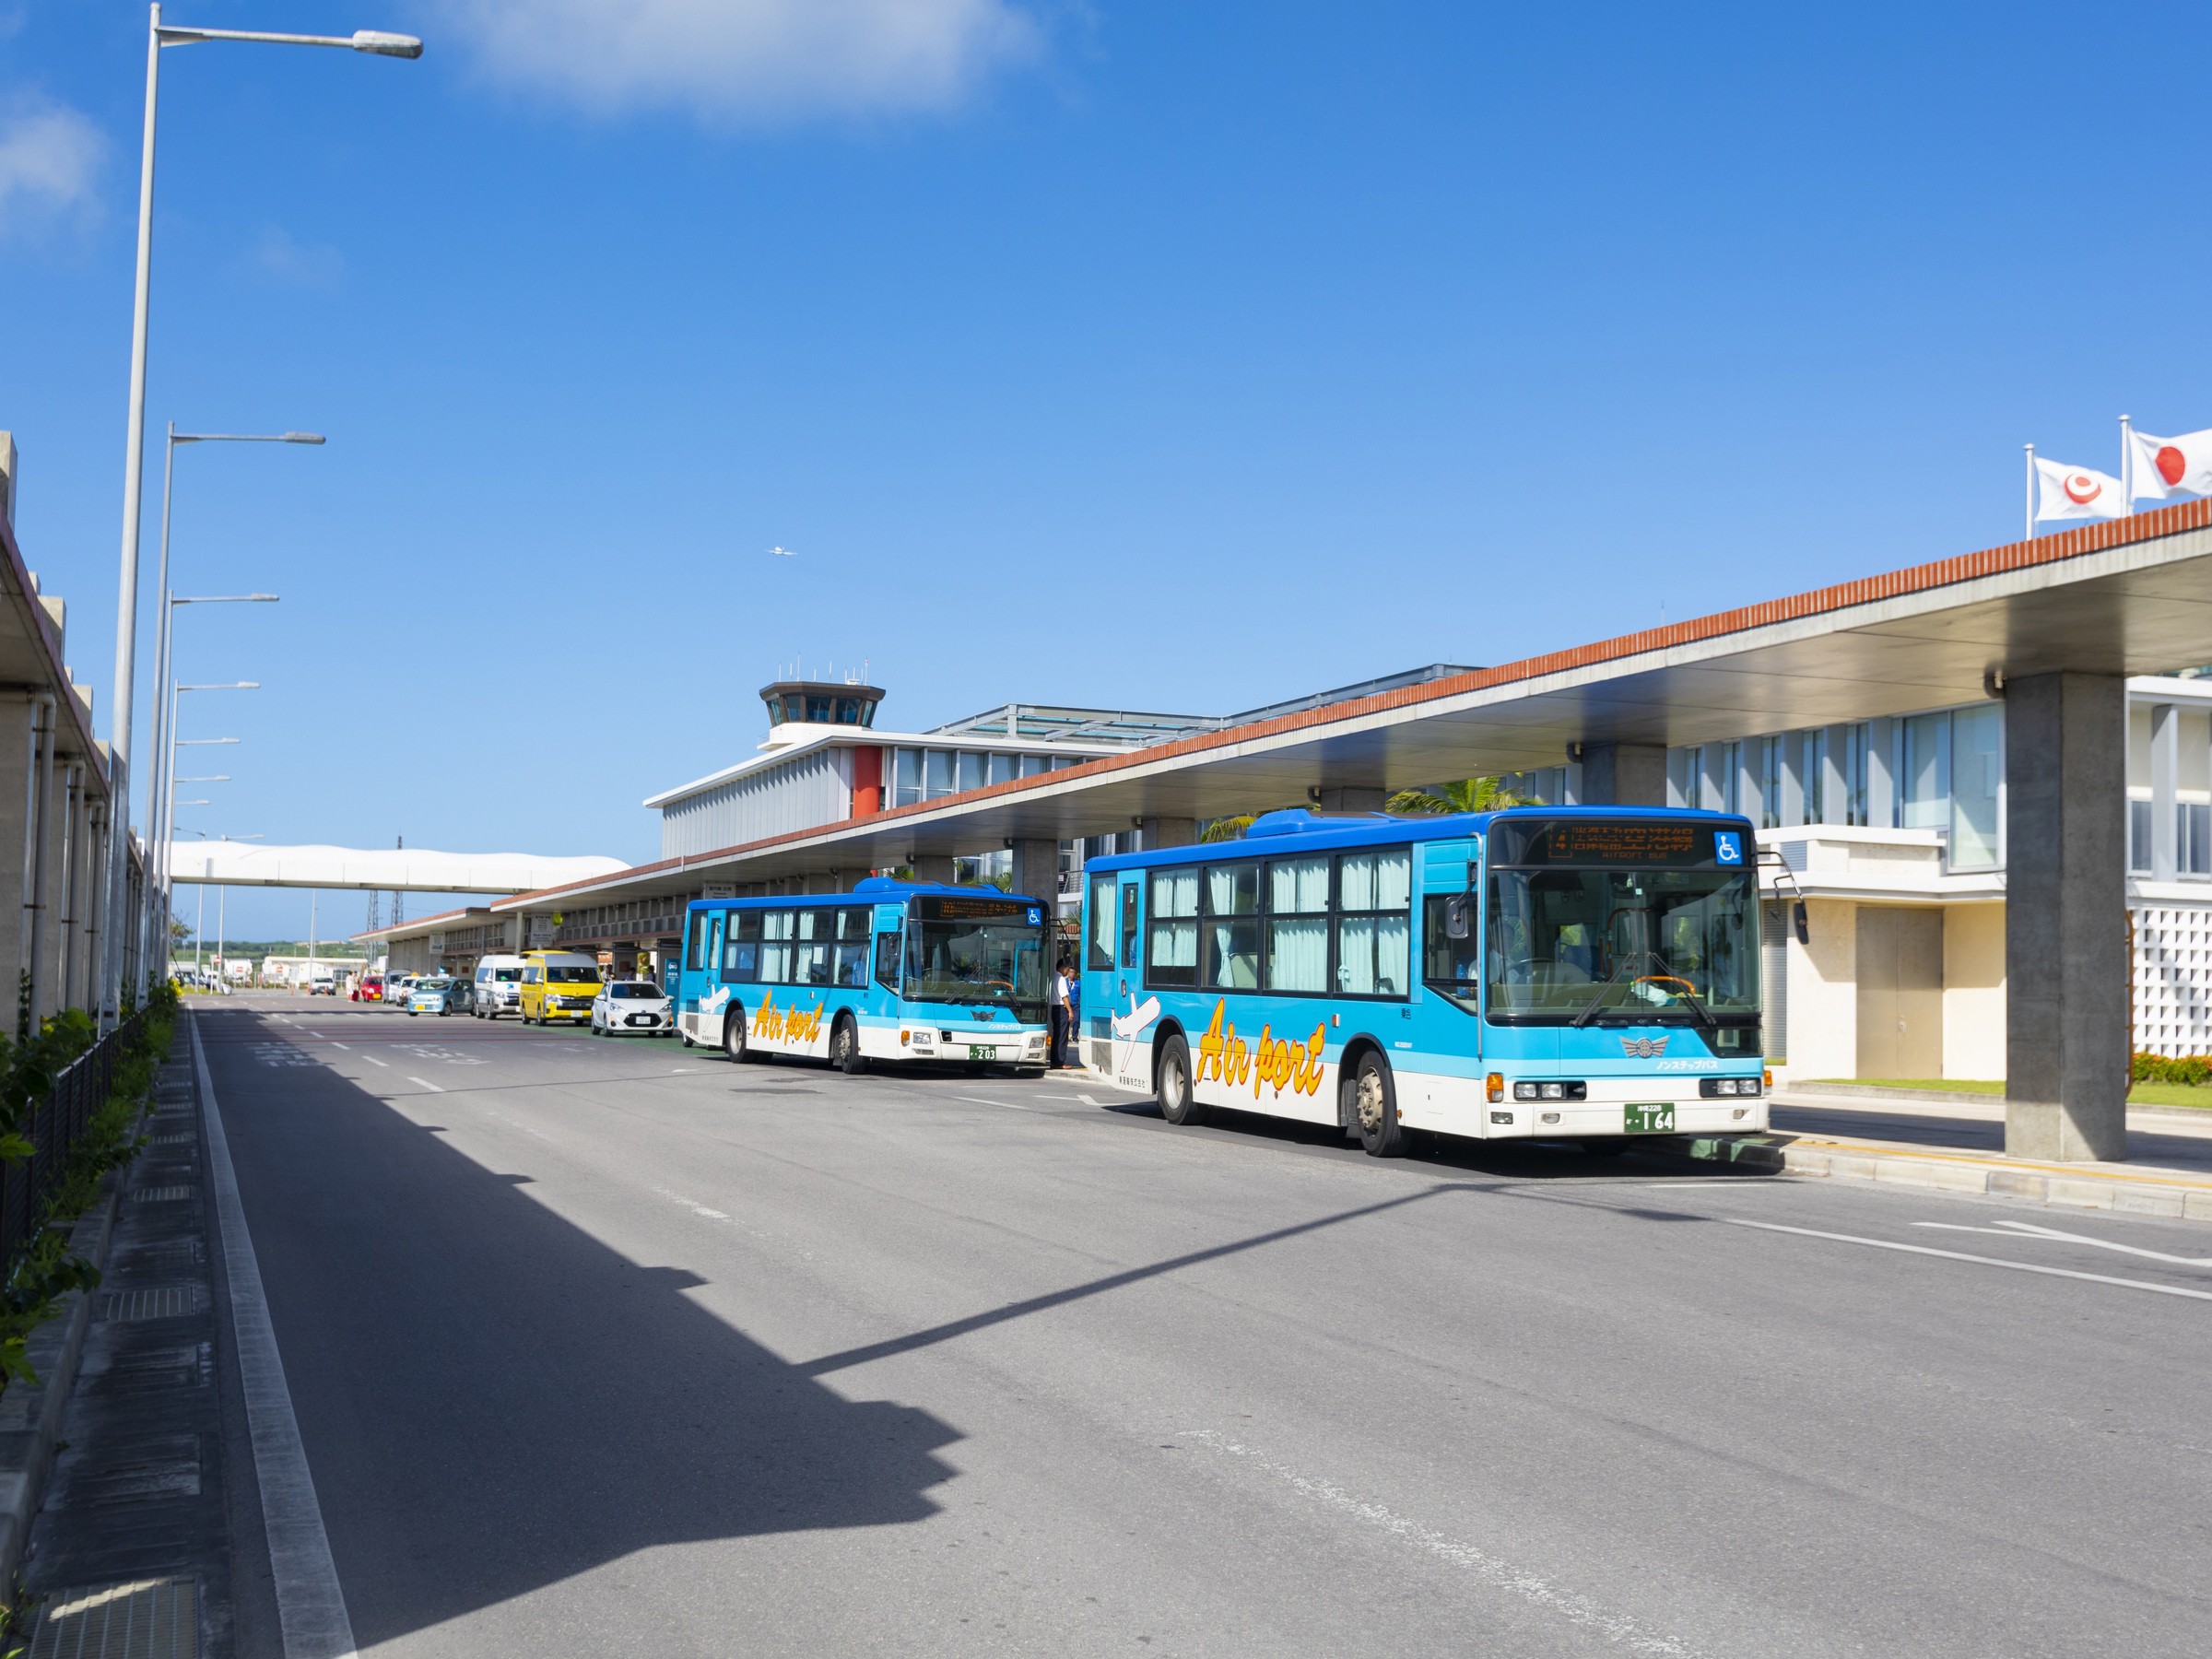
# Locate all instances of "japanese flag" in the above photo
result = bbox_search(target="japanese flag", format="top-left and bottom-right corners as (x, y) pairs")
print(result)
(2129, 426), (2212, 500)
(2034, 455), (2125, 521)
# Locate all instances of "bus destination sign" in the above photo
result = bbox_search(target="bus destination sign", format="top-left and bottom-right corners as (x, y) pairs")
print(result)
(1494, 819), (1724, 868)
(919, 896), (1038, 922)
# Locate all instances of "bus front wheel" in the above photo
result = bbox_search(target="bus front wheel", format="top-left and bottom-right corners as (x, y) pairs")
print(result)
(831, 1015), (866, 1076)
(1157, 1034), (1205, 1125)
(724, 1010), (747, 1062)
(1349, 1053), (1408, 1159)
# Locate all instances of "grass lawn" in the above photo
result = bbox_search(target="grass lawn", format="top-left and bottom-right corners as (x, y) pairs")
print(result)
(1819, 1077), (2212, 1111)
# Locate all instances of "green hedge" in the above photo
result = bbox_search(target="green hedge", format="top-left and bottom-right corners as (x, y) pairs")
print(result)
(2131, 1051), (2212, 1086)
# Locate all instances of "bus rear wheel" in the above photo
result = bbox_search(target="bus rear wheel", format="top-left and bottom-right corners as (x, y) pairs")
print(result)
(1349, 1053), (1408, 1159)
(1157, 1033), (1205, 1125)
(831, 1015), (866, 1076)
(724, 1010), (747, 1062)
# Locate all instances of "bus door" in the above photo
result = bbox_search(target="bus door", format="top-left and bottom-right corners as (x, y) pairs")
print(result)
(873, 904), (904, 1014)
(1109, 871), (1155, 1089)
(683, 911), (723, 1040)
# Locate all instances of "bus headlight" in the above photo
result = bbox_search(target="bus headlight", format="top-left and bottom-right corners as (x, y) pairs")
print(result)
(1700, 1077), (1762, 1098)
(1512, 1080), (1587, 1101)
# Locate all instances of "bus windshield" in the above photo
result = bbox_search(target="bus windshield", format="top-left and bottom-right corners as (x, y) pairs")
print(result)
(905, 917), (1045, 1010)
(1486, 865), (1759, 1022)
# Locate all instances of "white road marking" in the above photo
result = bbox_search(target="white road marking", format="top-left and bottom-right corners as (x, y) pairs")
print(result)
(1643, 1181), (1798, 1189)
(406, 1076), (444, 1093)
(957, 1094), (1037, 1112)
(1727, 1218), (2212, 1302)
(306, 1030), (326, 1039)
(1912, 1217), (2212, 1266)
(328, 1042), (350, 1052)
(1180, 1431), (1698, 1655)
(361, 1055), (388, 1068)
(654, 1187), (731, 1221)
(194, 1014), (359, 1659)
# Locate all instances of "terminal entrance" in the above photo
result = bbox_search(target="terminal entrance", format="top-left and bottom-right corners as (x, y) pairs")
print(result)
(1855, 905), (1943, 1078)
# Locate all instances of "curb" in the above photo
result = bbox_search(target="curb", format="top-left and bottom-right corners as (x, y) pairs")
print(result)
(1661, 1132), (2212, 1221)
(0, 1167), (127, 1591)
(1781, 1082), (2006, 1106)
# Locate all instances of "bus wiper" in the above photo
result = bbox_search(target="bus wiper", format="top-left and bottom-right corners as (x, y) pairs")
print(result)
(1570, 948), (1717, 1032)
(1569, 953), (1641, 1029)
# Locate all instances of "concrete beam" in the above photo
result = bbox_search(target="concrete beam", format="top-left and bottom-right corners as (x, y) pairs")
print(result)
(910, 855), (956, 884)
(1138, 817), (1198, 848)
(1008, 839), (1060, 912)
(1576, 742), (1666, 806)
(2005, 672), (2128, 1161)
(1306, 790), (1384, 814)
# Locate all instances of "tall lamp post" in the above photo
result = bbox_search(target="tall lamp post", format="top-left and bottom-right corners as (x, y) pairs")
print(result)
(104, 6), (419, 1025)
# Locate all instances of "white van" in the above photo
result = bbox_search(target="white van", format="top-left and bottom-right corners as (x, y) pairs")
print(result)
(474, 954), (527, 1019)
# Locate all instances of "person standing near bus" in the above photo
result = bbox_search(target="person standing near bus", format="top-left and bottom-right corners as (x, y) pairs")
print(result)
(1050, 956), (1074, 1068)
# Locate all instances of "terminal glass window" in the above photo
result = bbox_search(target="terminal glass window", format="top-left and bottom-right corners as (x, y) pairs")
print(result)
(1949, 705), (2002, 868)
(1201, 862), (1260, 989)
(894, 749), (924, 809)
(924, 750), (954, 799)
(957, 751), (985, 793)
(988, 752), (1017, 786)
(1147, 869), (1199, 987)
(1902, 712), (1949, 830)
(1335, 850), (1411, 997)
(2132, 800), (2154, 874)
(1266, 856), (1331, 993)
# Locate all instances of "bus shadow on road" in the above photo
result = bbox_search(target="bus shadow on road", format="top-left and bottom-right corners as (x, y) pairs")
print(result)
(216, 1038), (963, 1650)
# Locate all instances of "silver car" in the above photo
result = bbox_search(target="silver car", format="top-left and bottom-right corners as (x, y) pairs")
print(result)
(592, 979), (674, 1037)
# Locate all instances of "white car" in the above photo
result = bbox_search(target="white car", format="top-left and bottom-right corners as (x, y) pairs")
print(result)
(592, 979), (674, 1037)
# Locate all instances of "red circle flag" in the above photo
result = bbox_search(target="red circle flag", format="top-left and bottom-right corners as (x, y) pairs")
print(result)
(2158, 445), (2187, 487)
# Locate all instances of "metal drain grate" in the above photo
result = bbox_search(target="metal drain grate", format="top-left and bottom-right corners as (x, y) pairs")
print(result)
(100, 1288), (198, 1323)
(130, 1187), (190, 1205)
(150, 1134), (193, 1147)
(29, 1576), (195, 1657)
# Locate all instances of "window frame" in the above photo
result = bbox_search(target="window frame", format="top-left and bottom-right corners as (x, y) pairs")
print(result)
(1132, 843), (1415, 1001)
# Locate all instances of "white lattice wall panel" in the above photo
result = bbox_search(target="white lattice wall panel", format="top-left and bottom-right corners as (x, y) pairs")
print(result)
(2131, 903), (2212, 1056)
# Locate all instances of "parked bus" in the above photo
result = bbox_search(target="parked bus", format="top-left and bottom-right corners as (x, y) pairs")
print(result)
(1079, 806), (1766, 1156)
(676, 878), (1053, 1073)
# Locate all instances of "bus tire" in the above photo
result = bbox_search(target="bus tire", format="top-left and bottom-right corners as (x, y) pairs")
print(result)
(1157, 1033), (1205, 1125)
(724, 1009), (747, 1063)
(1349, 1053), (1408, 1158)
(831, 1014), (866, 1076)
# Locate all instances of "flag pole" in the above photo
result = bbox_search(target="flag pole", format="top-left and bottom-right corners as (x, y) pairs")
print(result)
(2121, 413), (2135, 515)
(2025, 442), (2036, 539)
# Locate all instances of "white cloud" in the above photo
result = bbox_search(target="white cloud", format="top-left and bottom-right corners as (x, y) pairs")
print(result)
(442, 0), (1043, 122)
(243, 226), (346, 291)
(0, 94), (103, 237)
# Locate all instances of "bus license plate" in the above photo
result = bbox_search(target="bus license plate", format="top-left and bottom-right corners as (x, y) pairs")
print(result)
(967, 1044), (994, 1061)
(1625, 1102), (1675, 1134)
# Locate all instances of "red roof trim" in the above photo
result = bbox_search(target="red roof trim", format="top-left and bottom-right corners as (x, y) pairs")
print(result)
(502, 500), (2212, 908)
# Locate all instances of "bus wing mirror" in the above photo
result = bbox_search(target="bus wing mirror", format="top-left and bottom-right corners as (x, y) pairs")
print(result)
(1793, 900), (1809, 946)
(1444, 893), (1475, 940)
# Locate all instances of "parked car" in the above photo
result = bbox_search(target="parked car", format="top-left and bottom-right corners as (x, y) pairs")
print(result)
(472, 954), (526, 1020)
(519, 951), (602, 1025)
(309, 977), (338, 996)
(407, 976), (470, 1018)
(385, 973), (420, 1010)
(592, 979), (674, 1037)
(353, 973), (384, 1004)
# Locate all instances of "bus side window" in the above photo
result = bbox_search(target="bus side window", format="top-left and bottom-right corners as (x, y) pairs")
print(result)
(1087, 876), (1115, 971)
(524, 967), (540, 983)
(874, 929), (900, 992)
(685, 912), (704, 973)
(1119, 880), (1141, 971)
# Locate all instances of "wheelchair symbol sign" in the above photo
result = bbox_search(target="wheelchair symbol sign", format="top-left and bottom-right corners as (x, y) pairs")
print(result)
(1713, 831), (1743, 865)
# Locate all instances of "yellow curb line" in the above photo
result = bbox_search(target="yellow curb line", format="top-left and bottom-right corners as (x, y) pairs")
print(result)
(1760, 1135), (2212, 1193)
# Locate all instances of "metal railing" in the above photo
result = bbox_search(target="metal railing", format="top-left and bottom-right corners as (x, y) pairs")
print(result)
(0, 1006), (150, 1268)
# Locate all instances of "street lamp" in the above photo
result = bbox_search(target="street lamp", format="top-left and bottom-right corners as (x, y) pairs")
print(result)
(104, 3), (418, 1026)
(151, 590), (277, 957)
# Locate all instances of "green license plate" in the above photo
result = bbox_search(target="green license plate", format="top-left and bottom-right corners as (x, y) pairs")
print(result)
(968, 1044), (993, 1061)
(1625, 1102), (1675, 1134)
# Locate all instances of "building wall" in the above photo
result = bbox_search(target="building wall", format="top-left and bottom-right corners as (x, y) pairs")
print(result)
(2130, 898), (2212, 1055)
(660, 746), (852, 858)
(1783, 897), (1858, 1080)
(1941, 901), (2006, 1079)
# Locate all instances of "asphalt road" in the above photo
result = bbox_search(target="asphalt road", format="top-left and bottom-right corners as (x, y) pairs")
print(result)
(199, 994), (2212, 1658)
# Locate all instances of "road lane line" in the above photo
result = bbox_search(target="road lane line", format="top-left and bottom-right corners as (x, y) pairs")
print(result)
(406, 1077), (444, 1093)
(1912, 1218), (2212, 1266)
(194, 1013), (359, 1659)
(328, 1043), (349, 1052)
(956, 1094), (1038, 1112)
(361, 1055), (387, 1068)
(1180, 1430), (1699, 1655)
(1727, 1218), (2212, 1301)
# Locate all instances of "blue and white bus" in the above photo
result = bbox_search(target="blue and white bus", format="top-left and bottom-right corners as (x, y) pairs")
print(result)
(675, 878), (1053, 1073)
(1079, 806), (1766, 1156)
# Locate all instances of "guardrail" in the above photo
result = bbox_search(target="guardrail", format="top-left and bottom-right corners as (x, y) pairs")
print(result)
(0, 1006), (149, 1266)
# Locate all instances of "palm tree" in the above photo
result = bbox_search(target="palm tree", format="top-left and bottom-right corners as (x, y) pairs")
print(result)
(1383, 776), (1526, 816)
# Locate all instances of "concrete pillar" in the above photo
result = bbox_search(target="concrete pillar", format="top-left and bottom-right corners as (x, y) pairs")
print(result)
(0, 698), (33, 1016)
(1577, 742), (1666, 806)
(2150, 702), (2179, 881)
(1138, 816), (1199, 847)
(2006, 672), (2128, 1162)
(911, 854), (956, 884)
(57, 764), (81, 1009)
(1008, 838), (1059, 910)
(1306, 790), (1383, 814)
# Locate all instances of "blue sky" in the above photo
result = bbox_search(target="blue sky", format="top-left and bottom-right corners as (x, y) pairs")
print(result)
(5, 1), (2212, 939)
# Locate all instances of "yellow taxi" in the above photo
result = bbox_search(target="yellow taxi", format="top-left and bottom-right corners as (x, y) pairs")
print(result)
(519, 950), (604, 1025)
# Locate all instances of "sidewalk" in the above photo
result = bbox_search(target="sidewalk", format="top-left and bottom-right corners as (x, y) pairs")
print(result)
(1665, 1090), (2212, 1220)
